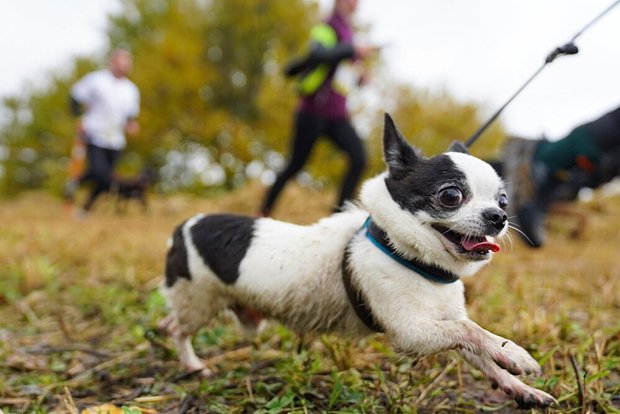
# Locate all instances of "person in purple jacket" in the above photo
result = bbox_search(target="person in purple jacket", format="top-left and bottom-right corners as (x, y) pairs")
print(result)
(260, 0), (376, 216)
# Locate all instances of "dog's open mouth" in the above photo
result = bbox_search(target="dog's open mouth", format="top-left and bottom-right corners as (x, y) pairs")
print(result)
(432, 224), (500, 257)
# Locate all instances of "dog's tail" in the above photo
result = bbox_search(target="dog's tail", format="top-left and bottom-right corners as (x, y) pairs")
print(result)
(164, 220), (191, 288)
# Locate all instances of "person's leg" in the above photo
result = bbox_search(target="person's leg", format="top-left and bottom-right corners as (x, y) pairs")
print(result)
(325, 118), (367, 211)
(63, 139), (88, 205)
(82, 145), (120, 211)
(260, 112), (323, 216)
(106, 147), (122, 173)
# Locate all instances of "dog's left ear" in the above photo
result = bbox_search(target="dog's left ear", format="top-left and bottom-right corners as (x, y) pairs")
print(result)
(383, 113), (420, 179)
(447, 140), (470, 154)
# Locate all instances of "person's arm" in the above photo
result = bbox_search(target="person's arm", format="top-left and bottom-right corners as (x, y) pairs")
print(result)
(69, 74), (95, 139)
(125, 117), (140, 137)
(125, 85), (141, 137)
(285, 23), (358, 77)
(286, 42), (374, 78)
(69, 96), (84, 117)
(68, 95), (87, 139)
(69, 73), (95, 115)
(284, 42), (355, 77)
(309, 41), (355, 65)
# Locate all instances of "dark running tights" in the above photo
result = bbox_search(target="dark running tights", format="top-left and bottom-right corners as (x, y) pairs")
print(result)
(261, 111), (367, 215)
(80, 144), (121, 211)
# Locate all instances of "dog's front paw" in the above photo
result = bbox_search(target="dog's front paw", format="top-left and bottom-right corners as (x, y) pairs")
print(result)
(490, 340), (541, 376)
(505, 381), (557, 409)
(486, 364), (556, 408)
(190, 365), (214, 378)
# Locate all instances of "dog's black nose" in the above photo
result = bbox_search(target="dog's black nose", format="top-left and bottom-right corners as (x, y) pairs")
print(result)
(483, 208), (508, 231)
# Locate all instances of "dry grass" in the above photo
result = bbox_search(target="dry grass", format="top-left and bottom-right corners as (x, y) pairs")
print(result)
(0, 182), (618, 413)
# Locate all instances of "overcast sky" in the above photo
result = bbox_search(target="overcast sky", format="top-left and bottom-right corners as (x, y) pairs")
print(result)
(2, 0), (620, 140)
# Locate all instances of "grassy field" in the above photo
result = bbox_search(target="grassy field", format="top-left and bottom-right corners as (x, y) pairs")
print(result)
(0, 183), (618, 413)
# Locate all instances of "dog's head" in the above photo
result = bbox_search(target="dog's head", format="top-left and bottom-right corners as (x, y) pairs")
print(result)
(360, 114), (508, 277)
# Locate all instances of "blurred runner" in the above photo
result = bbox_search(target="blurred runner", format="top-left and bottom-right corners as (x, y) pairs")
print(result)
(260, 0), (376, 216)
(65, 48), (140, 215)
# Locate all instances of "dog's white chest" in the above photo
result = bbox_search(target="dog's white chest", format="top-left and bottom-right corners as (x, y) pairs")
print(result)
(348, 237), (468, 326)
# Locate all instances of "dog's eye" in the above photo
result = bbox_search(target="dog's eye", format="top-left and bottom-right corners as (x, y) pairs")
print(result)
(498, 194), (508, 209)
(438, 187), (463, 207)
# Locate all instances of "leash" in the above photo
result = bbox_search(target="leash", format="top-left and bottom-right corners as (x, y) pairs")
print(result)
(464, 0), (620, 149)
(341, 245), (385, 333)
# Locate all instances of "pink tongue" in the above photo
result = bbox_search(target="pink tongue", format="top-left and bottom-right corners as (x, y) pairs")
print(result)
(462, 238), (501, 253)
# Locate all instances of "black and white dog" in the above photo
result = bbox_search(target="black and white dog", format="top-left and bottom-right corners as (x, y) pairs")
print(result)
(159, 115), (556, 408)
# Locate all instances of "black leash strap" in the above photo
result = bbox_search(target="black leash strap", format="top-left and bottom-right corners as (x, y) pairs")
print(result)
(465, 0), (620, 148)
(341, 246), (385, 333)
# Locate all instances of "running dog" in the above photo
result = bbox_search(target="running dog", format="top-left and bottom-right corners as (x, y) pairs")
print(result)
(111, 169), (155, 213)
(159, 114), (556, 408)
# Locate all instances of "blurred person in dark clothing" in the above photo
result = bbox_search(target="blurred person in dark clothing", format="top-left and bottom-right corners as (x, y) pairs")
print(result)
(260, 0), (376, 216)
(501, 105), (620, 247)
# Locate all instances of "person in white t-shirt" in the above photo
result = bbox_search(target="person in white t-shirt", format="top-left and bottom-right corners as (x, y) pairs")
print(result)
(68, 48), (140, 213)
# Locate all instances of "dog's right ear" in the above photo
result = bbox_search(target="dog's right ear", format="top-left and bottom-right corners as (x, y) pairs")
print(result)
(383, 113), (420, 179)
(447, 140), (469, 154)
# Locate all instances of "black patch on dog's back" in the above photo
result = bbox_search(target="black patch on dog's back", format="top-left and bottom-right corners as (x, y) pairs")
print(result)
(385, 154), (470, 217)
(165, 221), (191, 287)
(191, 214), (256, 285)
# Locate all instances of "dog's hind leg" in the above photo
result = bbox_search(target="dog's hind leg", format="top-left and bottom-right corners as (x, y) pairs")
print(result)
(160, 221), (221, 376)
(159, 279), (231, 377)
(177, 335), (210, 375)
(459, 350), (557, 408)
(160, 278), (231, 377)
(158, 308), (214, 376)
(165, 315), (212, 375)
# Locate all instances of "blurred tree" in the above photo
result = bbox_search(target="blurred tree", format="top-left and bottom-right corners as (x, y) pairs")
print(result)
(101, 0), (319, 192)
(384, 84), (504, 158)
(0, 0), (317, 195)
(0, 58), (98, 195)
(0, 0), (505, 197)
